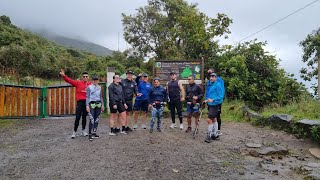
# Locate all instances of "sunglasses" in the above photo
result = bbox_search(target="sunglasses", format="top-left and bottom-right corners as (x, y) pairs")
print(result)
(83, 76), (88, 78)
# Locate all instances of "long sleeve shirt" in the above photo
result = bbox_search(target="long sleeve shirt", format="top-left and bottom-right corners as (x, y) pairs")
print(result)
(108, 82), (125, 106)
(121, 78), (138, 100)
(86, 84), (104, 106)
(149, 85), (168, 104)
(63, 75), (92, 101)
(206, 81), (224, 106)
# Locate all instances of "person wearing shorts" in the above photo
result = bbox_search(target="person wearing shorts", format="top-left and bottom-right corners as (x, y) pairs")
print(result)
(108, 74), (128, 135)
(133, 73), (152, 129)
(204, 73), (224, 143)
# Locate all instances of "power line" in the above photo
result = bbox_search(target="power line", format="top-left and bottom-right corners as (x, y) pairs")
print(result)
(238, 0), (320, 43)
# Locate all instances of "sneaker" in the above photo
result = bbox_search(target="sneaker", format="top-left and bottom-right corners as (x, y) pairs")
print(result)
(185, 127), (192, 133)
(120, 130), (128, 134)
(217, 130), (222, 136)
(115, 128), (120, 134)
(157, 128), (162, 132)
(133, 124), (138, 130)
(149, 129), (153, 133)
(88, 135), (93, 141)
(205, 136), (212, 143)
(92, 133), (100, 139)
(109, 131), (116, 136)
(180, 124), (183, 130)
(71, 131), (76, 139)
(141, 124), (147, 129)
(211, 135), (220, 140)
(170, 124), (176, 129)
(127, 127), (133, 132)
(82, 130), (88, 136)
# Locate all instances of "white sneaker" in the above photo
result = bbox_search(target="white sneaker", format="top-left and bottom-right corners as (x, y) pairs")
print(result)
(141, 124), (147, 129)
(71, 131), (76, 139)
(109, 132), (116, 136)
(217, 130), (222, 136)
(180, 124), (183, 130)
(120, 131), (128, 134)
(170, 124), (176, 129)
(133, 124), (138, 129)
(82, 130), (88, 136)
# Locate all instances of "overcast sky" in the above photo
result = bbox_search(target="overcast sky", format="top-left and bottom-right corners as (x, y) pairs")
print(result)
(1, 0), (319, 88)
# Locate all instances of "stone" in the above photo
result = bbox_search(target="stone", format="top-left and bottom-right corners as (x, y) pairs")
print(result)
(242, 106), (262, 120)
(268, 114), (293, 128)
(305, 162), (320, 168)
(249, 150), (259, 157)
(246, 143), (262, 148)
(309, 148), (320, 159)
(298, 119), (320, 126)
(306, 174), (320, 180)
(259, 145), (288, 156)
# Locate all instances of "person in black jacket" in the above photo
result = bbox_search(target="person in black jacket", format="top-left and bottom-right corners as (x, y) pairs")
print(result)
(148, 77), (168, 133)
(121, 70), (141, 132)
(185, 75), (204, 133)
(108, 74), (128, 136)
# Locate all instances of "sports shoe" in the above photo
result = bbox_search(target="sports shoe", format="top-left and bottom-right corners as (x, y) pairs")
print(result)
(133, 124), (138, 130)
(120, 130), (128, 135)
(211, 135), (220, 140)
(180, 124), (184, 130)
(170, 124), (177, 129)
(157, 128), (162, 132)
(149, 129), (153, 133)
(205, 135), (212, 143)
(127, 127), (133, 132)
(109, 131), (116, 136)
(71, 131), (76, 139)
(115, 128), (120, 134)
(88, 135), (93, 141)
(141, 124), (147, 129)
(185, 127), (192, 133)
(217, 130), (222, 136)
(82, 130), (88, 136)
(92, 133), (100, 139)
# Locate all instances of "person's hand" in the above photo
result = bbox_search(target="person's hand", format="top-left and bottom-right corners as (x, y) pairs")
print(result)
(163, 102), (167, 105)
(138, 73), (143, 76)
(101, 105), (105, 112)
(137, 93), (142, 97)
(187, 102), (192, 105)
(207, 98), (214, 103)
(124, 104), (128, 109)
(59, 69), (65, 76)
(193, 96), (198, 100)
(86, 106), (90, 113)
(180, 97), (185, 102)
(113, 105), (117, 109)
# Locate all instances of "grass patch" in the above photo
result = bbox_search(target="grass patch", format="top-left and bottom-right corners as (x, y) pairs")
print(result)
(221, 100), (246, 122)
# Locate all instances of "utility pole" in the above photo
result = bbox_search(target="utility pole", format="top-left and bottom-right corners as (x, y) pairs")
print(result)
(318, 52), (320, 102)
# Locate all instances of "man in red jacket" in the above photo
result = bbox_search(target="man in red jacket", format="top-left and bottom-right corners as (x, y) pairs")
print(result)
(60, 69), (92, 139)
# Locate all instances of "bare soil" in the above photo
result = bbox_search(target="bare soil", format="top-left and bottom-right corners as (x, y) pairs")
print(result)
(0, 117), (319, 180)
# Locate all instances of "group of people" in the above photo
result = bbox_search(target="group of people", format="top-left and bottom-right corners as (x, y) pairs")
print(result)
(59, 68), (224, 143)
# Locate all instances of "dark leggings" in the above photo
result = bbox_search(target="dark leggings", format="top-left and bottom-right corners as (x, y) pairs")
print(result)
(217, 104), (222, 130)
(169, 100), (183, 124)
(74, 100), (88, 132)
(88, 107), (101, 134)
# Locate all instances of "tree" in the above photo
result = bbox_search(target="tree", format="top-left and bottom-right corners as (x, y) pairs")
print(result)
(300, 28), (320, 99)
(122, 0), (232, 60)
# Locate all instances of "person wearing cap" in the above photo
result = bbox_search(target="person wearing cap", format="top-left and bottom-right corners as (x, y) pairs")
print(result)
(86, 75), (104, 141)
(185, 75), (204, 133)
(204, 72), (224, 143)
(108, 74), (128, 135)
(167, 72), (185, 130)
(148, 77), (168, 133)
(206, 68), (225, 136)
(120, 70), (142, 132)
(59, 69), (92, 139)
(133, 73), (152, 129)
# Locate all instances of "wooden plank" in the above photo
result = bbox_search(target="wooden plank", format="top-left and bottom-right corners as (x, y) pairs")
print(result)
(70, 87), (75, 114)
(56, 88), (60, 115)
(0, 86), (5, 116)
(32, 89), (38, 116)
(27, 88), (32, 116)
(60, 88), (65, 115)
(22, 88), (27, 116)
(11, 87), (17, 116)
(50, 88), (55, 115)
(65, 87), (70, 114)
(46, 89), (50, 115)
(16, 88), (21, 116)
(5, 87), (12, 116)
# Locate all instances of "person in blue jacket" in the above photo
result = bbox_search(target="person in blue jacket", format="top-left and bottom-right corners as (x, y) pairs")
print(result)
(204, 72), (224, 143)
(206, 68), (225, 136)
(148, 77), (168, 133)
(133, 73), (152, 129)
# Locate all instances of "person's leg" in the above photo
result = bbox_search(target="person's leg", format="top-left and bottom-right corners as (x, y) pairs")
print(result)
(209, 105), (220, 140)
(93, 107), (101, 134)
(217, 104), (222, 132)
(157, 107), (164, 131)
(74, 101), (82, 132)
(88, 106), (95, 140)
(133, 100), (142, 128)
(176, 101), (183, 129)
(81, 100), (88, 132)
(186, 104), (192, 132)
(150, 107), (157, 132)
(125, 100), (133, 131)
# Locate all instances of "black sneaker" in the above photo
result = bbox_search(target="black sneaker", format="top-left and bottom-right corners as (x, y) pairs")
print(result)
(149, 129), (153, 133)
(205, 136), (212, 143)
(115, 128), (120, 135)
(211, 135), (220, 140)
(185, 127), (192, 133)
(127, 127), (133, 132)
(92, 133), (100, 139)
(88, 135), (93, 141)
(157, 128), (162, 132)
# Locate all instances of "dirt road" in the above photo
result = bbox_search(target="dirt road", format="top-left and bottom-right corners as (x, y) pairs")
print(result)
(0, 117), (319, 179)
